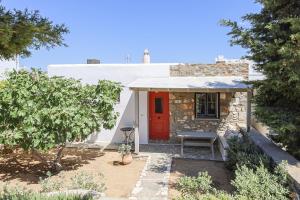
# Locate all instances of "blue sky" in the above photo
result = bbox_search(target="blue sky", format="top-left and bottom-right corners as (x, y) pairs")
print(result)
(2, 0), (260, 70)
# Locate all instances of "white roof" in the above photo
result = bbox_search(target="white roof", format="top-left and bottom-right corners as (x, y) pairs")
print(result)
(48, 63), (179, 68)
(128, 76), (250, 91)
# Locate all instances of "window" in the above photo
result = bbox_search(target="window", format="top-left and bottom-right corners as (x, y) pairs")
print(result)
(195, 93), (219, 118)
(155, 97), (163, 113)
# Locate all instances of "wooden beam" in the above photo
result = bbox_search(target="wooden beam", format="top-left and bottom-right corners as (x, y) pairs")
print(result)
(246, 90), (252, 132)
(134, 91), (139, 154)
(129, 87), (250, 93)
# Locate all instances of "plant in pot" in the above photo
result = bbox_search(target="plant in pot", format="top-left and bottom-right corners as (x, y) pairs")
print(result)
(118, 144), (132, 165)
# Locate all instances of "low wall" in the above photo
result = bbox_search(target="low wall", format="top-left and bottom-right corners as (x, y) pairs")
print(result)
(251, 116), (270, 135)
(246, 127), (300, 196)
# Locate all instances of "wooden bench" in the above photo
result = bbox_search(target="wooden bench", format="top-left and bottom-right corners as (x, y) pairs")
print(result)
(176, 131), (218, 159)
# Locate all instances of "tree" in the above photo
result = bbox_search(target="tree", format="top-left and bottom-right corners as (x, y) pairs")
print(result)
(0, 69), (122, 170)
(0, 4), (69, 59)
(222, 0), (300, 159)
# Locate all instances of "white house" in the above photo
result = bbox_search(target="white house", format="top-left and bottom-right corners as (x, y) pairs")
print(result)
(48, 50), (178, 148)
(48, 51), (252, 160)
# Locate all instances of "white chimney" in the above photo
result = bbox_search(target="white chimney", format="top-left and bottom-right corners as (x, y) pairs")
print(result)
(87, 59), (100, 64)
(215, 55), (225, 63)
(143, 49), (150, 64)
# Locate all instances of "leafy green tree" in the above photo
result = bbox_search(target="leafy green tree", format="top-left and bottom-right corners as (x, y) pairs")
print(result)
(0, 69), (122, 170)
(0, 4), (69, 59)
(222, 0), (300, 159)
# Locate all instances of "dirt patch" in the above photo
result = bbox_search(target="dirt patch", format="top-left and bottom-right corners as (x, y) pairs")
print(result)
(0, 148), (146, 198)
(169, 158), (233, 199)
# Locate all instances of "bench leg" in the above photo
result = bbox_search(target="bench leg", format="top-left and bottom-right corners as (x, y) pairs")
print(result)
(211, 141), (215, 159)
(181, 137), (183, 156)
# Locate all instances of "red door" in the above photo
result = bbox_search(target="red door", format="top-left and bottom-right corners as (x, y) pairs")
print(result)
(149, 92), (169, 140)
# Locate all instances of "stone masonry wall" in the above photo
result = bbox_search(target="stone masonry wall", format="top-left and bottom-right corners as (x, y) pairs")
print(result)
(170, 63), (249, 79)
(168, 62), (249, 141)
(169, 92), (247, 141)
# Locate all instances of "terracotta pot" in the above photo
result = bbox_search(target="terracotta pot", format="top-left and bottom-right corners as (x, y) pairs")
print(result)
(122, 153), (133, 165)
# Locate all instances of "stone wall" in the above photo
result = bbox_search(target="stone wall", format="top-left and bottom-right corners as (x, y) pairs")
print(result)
(170, 63), (249, 78)
(169, 92), (247, 141)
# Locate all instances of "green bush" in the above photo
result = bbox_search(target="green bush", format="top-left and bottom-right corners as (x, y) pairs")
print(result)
(199, 191), (235, 200)
(232, 163), (289, 200)
(175, 172), (236, 200)
(118, 144), (131, 157)
(0, 186), (92, 200)
(176, 191), (236, 200)
(273, 161), (289, 186)
(70, 172), (106, 192)
(226, 136), (270, 170)
(175, 161), (291, 200)
(176, 172), (213, 197)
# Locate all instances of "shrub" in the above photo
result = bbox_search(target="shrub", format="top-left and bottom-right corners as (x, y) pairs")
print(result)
(0, 185), (92, 200)
(176, 190), (235, 200)
(226, 136), (270, 170)
(274, 160), (289, 186)
(231, 163), (289, 200)
(70, 172), (106, 193)
(118, 144), (131, 157)
(175, 172), (236, 200)
(175, 161), (291, 200)
(175, 134), (292, 200)
(199, 191), (235, 200)
(39, 171), (64, 192)
(176, 172), (213, 197)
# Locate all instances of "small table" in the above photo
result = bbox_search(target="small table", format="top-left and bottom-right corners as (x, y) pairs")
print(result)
(176, 131), (218, 159)
(120, 127), (134, 145)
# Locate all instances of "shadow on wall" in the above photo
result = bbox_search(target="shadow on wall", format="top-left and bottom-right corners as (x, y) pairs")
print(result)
(186, 80), (248, 90)
(86, 93), (135, 147)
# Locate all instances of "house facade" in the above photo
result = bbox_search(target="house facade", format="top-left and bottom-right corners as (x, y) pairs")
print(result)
(48, 52), (251, 160)
(169, 63), (248, 141)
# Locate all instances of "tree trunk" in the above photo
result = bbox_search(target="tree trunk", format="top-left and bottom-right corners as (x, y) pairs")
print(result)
(31, 145), (65, 171)
(31, 149), (49, 166)
(52, 145), (65, 171)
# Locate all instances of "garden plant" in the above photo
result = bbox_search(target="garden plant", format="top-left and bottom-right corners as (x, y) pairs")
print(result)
(175, 135), (293, 200)
(0, 69), (122, 170)
(118, 144), (132, 165)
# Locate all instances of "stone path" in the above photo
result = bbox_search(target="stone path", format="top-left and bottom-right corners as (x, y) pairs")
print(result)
(129, 153), (172, 200)
(127, 144), (222, 200)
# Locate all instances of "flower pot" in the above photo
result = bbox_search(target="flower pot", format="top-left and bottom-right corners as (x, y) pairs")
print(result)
(122, 154), (133, 165)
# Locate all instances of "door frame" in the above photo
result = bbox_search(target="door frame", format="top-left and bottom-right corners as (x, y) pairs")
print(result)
(148, 91), (170, 141)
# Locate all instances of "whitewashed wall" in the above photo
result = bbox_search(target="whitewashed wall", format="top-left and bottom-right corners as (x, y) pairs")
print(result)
(0, 59), (19, 79)
(138, 91), (149, 144)
(47, 63), (174, 146)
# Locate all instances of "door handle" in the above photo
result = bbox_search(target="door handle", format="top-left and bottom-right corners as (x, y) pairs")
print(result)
(158, 116), (161, 119)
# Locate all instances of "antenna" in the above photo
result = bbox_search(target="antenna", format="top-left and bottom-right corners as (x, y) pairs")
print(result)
(126, 54), (131, 63)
